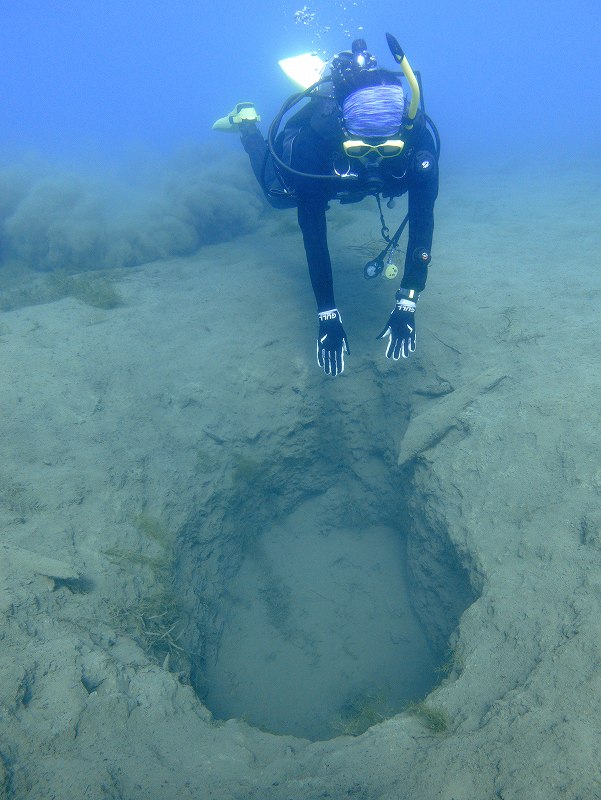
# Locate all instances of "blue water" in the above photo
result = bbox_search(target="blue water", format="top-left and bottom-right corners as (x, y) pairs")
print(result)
(1, 0), (598, 162)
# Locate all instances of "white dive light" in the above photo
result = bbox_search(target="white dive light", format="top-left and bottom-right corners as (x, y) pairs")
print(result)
(278, 53), (326, 89)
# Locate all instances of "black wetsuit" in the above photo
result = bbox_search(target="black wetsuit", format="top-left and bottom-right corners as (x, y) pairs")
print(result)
(242, 95), (438, 312)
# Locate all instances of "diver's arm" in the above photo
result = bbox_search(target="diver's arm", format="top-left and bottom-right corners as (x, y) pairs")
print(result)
(297, 197), (349, 376)
(378, 133), (438, 361)
(401, 190), (435, 294)
(297, 198), (336, 312)
(400, 131), (439, 295)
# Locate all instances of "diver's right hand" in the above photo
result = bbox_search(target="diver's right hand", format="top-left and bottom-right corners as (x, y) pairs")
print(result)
(316, 308), (350, 377)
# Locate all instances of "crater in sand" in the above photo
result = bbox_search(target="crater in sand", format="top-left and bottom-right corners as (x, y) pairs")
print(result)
(196, 489), (472, 740)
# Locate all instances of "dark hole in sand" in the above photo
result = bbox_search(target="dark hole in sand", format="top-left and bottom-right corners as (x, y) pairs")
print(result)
(199, 491), (464, 741)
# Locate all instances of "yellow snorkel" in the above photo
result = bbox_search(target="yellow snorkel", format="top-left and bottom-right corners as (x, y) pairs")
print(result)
(385, 33), (420, 129)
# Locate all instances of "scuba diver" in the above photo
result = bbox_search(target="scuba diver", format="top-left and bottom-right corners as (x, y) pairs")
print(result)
(213, 33), (439, 377)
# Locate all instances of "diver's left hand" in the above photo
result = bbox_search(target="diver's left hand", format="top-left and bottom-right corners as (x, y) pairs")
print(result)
(377, 299), (416, 359)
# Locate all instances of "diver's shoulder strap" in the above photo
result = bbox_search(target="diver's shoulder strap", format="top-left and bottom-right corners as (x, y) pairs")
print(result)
(308, 97), (343, 143)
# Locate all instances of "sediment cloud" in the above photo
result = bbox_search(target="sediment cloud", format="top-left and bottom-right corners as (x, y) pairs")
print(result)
(0, 146), (264, 273)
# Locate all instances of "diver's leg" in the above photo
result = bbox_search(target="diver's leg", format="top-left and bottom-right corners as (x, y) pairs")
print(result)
(213, 103), (287, 208)
(240, 126), (271, 187)
(241, 126), (299, 210)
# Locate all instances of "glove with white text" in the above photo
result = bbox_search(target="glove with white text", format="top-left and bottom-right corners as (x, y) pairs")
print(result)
(377, 294), (417, 360)
(317, 308), (350, 377)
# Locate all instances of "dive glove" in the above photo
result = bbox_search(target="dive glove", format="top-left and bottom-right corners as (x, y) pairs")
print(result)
(377, 292), (417, 360)
(317, 308), (350, 377)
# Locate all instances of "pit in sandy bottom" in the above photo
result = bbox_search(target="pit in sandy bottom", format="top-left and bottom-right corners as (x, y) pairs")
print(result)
(202, 491), (443, 740)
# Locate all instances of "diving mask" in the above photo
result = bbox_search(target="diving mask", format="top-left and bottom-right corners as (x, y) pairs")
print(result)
(342, 139), (405, 159)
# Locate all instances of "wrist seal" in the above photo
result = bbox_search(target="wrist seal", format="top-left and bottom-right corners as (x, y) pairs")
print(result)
(396, 288), (419, 303)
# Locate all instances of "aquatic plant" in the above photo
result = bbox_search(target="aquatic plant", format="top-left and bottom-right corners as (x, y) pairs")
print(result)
(46, 270), (123, 309)
(435, 644), (466, 679)
(0, 476), (43, 521)
(0, 271), (44, 312)
(104, 513), (188, 671)
(347, 235), (387, 258)
(0, 266), (124, 312)
(332, 690), (393, 737)
(406, 701), (450, 734)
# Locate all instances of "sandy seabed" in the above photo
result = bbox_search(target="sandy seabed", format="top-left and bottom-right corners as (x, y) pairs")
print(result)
(1, 159), (600, 799)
